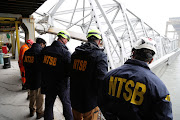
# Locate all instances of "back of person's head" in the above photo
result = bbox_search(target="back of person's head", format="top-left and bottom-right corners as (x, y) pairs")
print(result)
(57, 30), (70, 41)
(36, 38), (46, 48)
(87, 29), (102, 42)
(132, 37), (156, 63)
(36, 38), (46, 45)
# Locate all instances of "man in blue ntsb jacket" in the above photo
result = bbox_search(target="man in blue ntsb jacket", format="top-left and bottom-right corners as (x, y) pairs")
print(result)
(41, 30), (73, 120)
(23, 38), (46, 119)
(101, 37), (173, 120)
(70, 29), (108, 120)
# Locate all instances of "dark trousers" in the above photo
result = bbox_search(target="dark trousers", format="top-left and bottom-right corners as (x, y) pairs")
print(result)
(44, 88), (73, 120)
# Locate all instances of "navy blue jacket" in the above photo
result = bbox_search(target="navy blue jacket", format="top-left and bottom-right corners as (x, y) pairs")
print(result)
(23, 43), (43, 90)
(101, 59), (173, 120)
(41, 41), (71, 94)
(70, 41), (108, 113)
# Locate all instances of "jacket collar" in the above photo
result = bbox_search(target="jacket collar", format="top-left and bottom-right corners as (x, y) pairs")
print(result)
(51, 40), (68, 50)
(125, 59), (150, 70)
(88, 41), (99, 48)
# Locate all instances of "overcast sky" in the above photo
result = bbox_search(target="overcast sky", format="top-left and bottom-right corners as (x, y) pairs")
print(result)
(119, 0), (180, 35)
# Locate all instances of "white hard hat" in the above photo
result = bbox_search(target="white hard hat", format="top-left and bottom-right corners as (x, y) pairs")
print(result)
(133, 37), (157, 54)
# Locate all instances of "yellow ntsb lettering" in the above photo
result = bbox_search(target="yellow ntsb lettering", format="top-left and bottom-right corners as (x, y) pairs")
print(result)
(108, 76), (118, 96)
(130, 82), (146, 105)
(123, 80), (134, 101)
(116, 78), (127, 98)
(24, 56), (34, 63)
(165, 95), (171, 101)
(73, 59), (87, 71)
(108, 76), (146, 105)
(43, 55), (57, 66)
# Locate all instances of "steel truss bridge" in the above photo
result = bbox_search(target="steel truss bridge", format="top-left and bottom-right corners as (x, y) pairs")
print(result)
(33, 0), (180, 72)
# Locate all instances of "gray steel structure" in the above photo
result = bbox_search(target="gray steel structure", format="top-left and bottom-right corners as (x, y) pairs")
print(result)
(34, 0), (179, 70)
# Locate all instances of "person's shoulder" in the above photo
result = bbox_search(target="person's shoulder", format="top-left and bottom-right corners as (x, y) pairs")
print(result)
(137, 69), (168, 93)
(24, 47), (32, 53)
(34, 44), (43, 52)
(41, 46), (51, 52)
(146, 72), (170, 98)
(104, 66), (122, 79)
(100, 51), (107, 57)
(53, 44), (71, 58)
(63, 48), (71, 58)
(147, 72), (166, 86)
(95, 49), (107, 61)
(25, 49), (29, 53)
(94, 47), (106, 55)
(20, 44), (27, 50)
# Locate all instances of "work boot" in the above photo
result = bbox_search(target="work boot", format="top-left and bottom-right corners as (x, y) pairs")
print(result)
(30, 109), (35, 117)
(27, 90), (30, 100)
(36, 112), (44, 119)
(27, 95), (30, 100)
(22, 84), (27, 90)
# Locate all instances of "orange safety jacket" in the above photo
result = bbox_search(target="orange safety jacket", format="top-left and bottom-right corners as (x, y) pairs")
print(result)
(18, 44), (29, 84)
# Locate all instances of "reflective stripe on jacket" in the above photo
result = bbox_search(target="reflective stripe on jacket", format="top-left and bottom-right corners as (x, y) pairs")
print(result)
(18, 44), (29, 68)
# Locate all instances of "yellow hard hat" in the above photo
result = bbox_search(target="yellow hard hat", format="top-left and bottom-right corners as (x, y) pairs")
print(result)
(57, 30), (70, 41)
(87, 29), (102, 40)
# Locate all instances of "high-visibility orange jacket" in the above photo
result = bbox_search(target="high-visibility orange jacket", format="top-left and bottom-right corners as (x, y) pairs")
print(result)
(18, 44), (29, 84)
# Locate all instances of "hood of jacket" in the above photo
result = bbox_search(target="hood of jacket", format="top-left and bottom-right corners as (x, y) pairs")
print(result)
(75, 41), (101, 53)
(31, 43), (42, 50)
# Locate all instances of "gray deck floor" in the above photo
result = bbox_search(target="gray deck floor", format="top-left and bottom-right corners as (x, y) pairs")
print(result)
(0, 59), (65, 120)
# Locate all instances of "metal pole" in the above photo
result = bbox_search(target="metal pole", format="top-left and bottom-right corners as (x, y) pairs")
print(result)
(10, 31), (14, 56)
(15, 21), (20, 55)
(94, 0), (125, 64)
(49, 0), (65, 16)
(140, 20), (148, 37)
(69, 0), (79, 27)
(88, 0), (115, 69)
